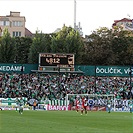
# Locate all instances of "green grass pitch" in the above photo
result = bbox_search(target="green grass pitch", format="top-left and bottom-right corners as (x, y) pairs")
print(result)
(0, 110), (132, 133)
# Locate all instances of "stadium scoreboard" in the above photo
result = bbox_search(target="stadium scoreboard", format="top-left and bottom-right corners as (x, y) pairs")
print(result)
(39, 53), (74, 71)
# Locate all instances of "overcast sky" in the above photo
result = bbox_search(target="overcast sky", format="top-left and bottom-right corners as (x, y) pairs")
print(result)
(0, 0), (133, 36)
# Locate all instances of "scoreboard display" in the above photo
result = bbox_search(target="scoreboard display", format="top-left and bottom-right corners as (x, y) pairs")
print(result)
(39, 53), (74, 68)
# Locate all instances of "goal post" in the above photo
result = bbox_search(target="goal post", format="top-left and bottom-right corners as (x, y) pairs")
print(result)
(66, 94), (115, 111)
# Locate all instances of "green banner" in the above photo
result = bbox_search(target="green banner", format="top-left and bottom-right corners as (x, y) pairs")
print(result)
(0, 63), (132, 77)
(75, 65), (132, 77)
(0, 64), (38, 74)
(0, 98), (16, 106)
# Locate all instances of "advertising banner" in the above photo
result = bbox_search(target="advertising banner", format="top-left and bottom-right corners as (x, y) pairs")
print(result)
(0, 106), (29, 110)
(0, 98), (16, 106)
(109, 107), (133, 112)
(71, 106), (106, 111)
(75, 65), (132, 77)
(46, 105), (68, 111)
(0, 63), (38, 74)
(0, 97), (27, 106)
(36, 104), (47, 110)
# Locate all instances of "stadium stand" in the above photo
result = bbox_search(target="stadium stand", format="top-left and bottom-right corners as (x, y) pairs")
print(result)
(0, 73), (133, 104)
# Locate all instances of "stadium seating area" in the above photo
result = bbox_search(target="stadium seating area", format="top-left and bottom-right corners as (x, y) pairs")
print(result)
(0, 73), (133, 102)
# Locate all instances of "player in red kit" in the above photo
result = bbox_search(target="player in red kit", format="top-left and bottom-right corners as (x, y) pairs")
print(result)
(81, 97), (88, 115)
(75, 97), (80, 113)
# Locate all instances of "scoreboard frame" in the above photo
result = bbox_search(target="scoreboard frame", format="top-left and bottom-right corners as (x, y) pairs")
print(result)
(39, 53), (74, 69)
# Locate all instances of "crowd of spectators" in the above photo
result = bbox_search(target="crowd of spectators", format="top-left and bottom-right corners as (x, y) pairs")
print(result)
(0, 73), (133, 102)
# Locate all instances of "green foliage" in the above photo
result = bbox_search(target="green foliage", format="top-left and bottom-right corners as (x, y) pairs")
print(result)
(28, 26), (84, 64)
(83, 28), (114, 65)
(0, 28), (15, 63)
(28, 32), (52, 63)
(84, 27), (133, 65)
(111, 30), (133, 65)
(51, 26), (84, 64)
(14, 37), (32, 64)
(0, 26), (133, 65)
